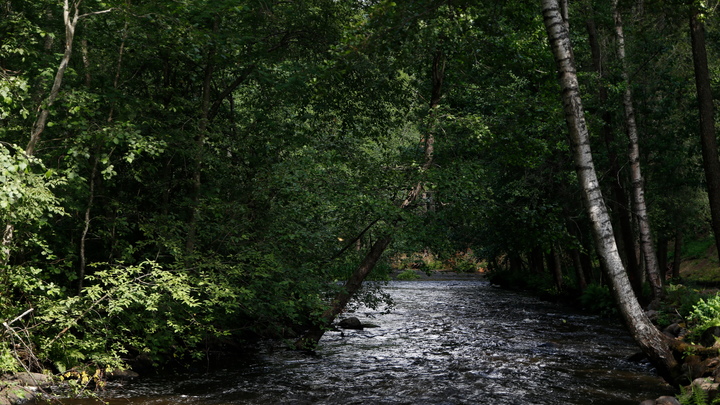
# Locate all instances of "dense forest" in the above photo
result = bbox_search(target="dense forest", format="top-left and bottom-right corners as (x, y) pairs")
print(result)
(3, 0), (720, 390)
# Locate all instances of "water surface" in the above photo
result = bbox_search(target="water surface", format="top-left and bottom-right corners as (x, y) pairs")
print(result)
(54, 279), (674, 404)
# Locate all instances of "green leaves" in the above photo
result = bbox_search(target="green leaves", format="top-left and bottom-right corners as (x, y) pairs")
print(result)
(0, 144), (65, 224)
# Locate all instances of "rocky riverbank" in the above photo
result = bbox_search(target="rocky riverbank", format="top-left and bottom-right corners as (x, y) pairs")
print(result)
(0, 372), (51, 405)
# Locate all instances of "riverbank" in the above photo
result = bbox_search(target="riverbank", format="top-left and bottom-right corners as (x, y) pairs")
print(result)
(0, 373), (51, 405)
(390, 268), (488, 281)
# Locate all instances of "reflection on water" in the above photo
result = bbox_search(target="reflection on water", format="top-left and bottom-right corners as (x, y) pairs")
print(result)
(52, 280), (674, 404)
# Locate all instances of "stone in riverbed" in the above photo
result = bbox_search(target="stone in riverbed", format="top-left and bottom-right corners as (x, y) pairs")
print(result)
(662, 323), (686, 338)
(655, 396), (681, 405)
(107, 369), (140, 380)
(701, 326), (720, 348)
(338, 317), (363, 330)
(5, 372), (51, 387)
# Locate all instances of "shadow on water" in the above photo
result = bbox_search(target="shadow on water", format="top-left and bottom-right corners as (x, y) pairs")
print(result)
(50, 280), (675, 404)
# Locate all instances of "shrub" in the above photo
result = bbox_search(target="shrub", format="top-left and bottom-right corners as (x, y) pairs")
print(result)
(396, 269), (420, 280)
(580, 284), (617, 317)
(687, 293), (720, 344)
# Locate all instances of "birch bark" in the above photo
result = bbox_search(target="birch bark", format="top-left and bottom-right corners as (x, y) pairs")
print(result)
(585, 16), (642, 292)
(611, 0), (663, 301)
(541, 0), (677, 383)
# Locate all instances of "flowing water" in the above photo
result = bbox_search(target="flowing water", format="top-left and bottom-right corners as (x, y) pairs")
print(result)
(52, 279), (675, 404)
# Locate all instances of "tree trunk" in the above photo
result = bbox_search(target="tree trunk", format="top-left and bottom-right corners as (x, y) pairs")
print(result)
(530, 246), (544, 274)
(569, 246), (587, 290)
(1, 2), (112, 265)
(541, 0), (679, 383)
(78, 158), (98, 294)
(295, 235), (393, 349)
(295, 50), (445, 349)
(672, 229), (683, 280)
(186, 15), (219, 255)
(690, 9), (720, 259)
(551, 246), (563, 291)
(585, 16), (642, 294)
(657, 234), (668, 282)
(612, 0), (663, 301)
(566, 218), (587, 290)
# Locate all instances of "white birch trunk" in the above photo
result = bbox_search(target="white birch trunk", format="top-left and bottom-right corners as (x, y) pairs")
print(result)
(612, 0), (663, 301)
(541, 0), (677, 383)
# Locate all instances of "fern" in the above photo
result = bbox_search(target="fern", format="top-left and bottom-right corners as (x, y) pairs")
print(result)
(677, 381), (720, 405)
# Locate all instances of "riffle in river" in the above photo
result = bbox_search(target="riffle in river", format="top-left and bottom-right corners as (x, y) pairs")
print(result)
(53, 279), (675, 404)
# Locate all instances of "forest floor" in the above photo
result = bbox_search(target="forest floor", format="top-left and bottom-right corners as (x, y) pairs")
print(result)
(680, 256), (720, 284)
(678, 238), (720, 285)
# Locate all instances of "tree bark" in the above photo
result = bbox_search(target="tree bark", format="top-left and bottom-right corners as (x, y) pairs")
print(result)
(612, 0), (663, 301)
(550, 246), (563, 291)
(541, 0), (678, 384)
(295, 50), (445, 349)
(186, 15), (219, 255)
(689, 9), (720, 259)
(585, 16), (642, 294)
(657, 234), (668, 281)
(78, 158), (98, 294)
(672, 229), (683, 280)
(295, 234), (393, 349)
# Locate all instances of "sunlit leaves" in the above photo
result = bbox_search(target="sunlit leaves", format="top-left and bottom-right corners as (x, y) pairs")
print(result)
(0, 144), (65, 224)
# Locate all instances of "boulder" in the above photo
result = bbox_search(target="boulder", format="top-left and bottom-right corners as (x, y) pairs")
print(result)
(338, 317), (363, 330)
(0, 385), (37, 405)
(701, 326), (720, 347)
(6, 373), (51, 387)
(655, 396), (681, 405)
(681, 355), (706, 383)
(107, 369), (140, 380)
(692, 377), (720, 401)
(662, 323), (686, 338)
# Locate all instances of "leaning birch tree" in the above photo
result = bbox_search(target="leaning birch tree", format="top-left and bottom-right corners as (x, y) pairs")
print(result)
(540, 0), (678, 383)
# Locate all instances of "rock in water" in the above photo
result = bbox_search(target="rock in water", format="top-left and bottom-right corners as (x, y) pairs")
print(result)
(338, 317), (363, 330)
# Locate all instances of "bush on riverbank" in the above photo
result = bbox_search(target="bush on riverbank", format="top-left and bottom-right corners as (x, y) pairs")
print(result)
(0, 254), (334, 377)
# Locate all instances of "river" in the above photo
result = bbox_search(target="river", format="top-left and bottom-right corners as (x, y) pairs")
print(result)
(52, 279), (675, 404)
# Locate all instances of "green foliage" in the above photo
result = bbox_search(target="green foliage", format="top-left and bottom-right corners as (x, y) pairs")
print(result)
(678, 381), (720, 405)
(0, 343), (21, 373)
(659, 284), (704, 327)
(687, 293), (720, 343)
(396, 269), (420, 280)
(0, 143), (65, 224)
(25, 253), (326, 372)
(0, 0), (715, 388)
(684, 236), (716, 260)
(449, 251), (481, 273)
(579, 284), (618, 317)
